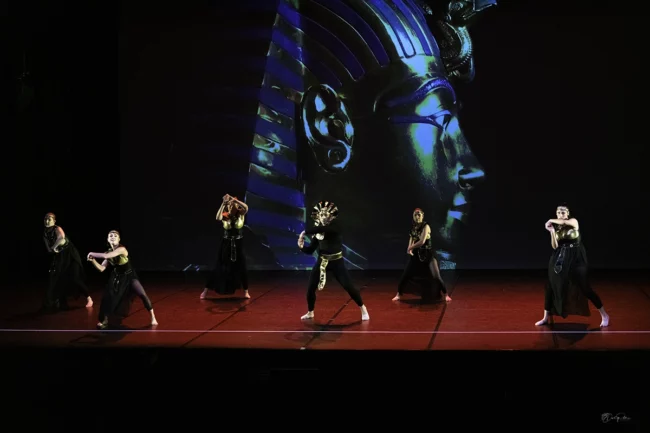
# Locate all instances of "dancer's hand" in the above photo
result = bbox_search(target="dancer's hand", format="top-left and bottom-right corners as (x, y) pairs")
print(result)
(545, 221), (554, 232)
(87, 254), (94, 261)
(223, 194), (231, 202)
(407, 247), (413, 256)
(297, 231), (305, 248)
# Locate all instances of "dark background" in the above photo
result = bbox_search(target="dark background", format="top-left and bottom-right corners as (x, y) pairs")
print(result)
(7, 0), (649, 279)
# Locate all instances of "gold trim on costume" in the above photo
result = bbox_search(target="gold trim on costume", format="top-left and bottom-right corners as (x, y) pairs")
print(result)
(317, 252), (343, 291)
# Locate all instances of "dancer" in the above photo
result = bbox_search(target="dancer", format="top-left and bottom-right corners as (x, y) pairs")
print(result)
(392, 208), (452, 303)
(535, 205), (609, 327)
(297, 201), (369, 321)
(87, 230), (157, 329)
(42, 213), (93, 310)
(201, 194), (250, 299)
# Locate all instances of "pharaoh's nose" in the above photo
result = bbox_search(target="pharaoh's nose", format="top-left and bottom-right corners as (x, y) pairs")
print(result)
(458, 166), (484, 191)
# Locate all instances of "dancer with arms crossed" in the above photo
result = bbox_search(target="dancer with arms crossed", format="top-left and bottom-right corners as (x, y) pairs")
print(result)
(536, 205), (609, 327)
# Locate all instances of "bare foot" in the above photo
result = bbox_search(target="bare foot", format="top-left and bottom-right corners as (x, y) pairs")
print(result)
(445, 295), (452, 302)
(600, 314), (609, 327)
(244, 290), (251, 299)
(535, 318), (548, 326)
(392, 294), (400, 301)
(85, 297), (93, 308)
(361, 305), (369, 321)
(200, 289), (208, 299)
(301, 311), (314, 320)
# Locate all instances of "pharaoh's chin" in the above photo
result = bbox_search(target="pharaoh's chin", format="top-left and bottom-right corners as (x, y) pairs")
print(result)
(601, 412), (631, 423)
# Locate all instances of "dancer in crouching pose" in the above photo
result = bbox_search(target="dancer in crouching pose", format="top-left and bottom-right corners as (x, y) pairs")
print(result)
(297, 201), (369, 321)
(42, 212), (93, 310)
(87, 230), (158, 329)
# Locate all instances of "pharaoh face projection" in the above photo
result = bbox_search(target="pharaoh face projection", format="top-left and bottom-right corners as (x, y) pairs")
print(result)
(243, 0), (496, 270)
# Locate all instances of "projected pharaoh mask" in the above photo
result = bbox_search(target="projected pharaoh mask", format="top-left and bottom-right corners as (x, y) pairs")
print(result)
(244, 0), (495, 270)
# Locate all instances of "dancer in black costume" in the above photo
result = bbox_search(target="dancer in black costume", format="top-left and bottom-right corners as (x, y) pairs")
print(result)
(535, 205), (609, 327)
(392, 208), (452, 303)
(87, 230), (158, 329)
(201, 194), (250, 299)
(42, 213), (93, 310)
(297, 201), (369, 321)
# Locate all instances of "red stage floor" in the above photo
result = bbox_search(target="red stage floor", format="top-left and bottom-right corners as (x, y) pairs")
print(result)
(1, 271), (650, 350)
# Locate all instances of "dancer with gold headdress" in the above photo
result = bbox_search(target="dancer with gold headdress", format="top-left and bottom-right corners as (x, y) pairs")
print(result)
(392, 208), (451, 303)
(201, 194), (250, 299)
(535, 204), (609, 327)
(87, 230), (158, 329)
(298, 201), (369, 321)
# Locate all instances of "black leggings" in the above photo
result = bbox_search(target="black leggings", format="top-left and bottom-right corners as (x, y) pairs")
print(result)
(397, 257), (447, 295)
(131, 279), (154, 311)
(98, 279), (153, 323)
(306, 258), (364, 311)
(545, 265), (603, 311)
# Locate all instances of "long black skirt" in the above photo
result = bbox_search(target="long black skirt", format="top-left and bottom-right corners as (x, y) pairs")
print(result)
(47, 242), (88, 304)
(546, 243), (591, 318)
(205, 237), (248, 295)
(399, 250), (445, 301)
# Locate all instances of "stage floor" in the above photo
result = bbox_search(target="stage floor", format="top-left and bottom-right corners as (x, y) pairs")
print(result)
(1, 270), (650, 350)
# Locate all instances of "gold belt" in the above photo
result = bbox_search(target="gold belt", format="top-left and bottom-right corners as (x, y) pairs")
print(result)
(318, 252), (343, 291)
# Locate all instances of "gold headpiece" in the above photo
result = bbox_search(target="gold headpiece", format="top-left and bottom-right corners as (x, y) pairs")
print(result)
(311, 201), (339, 225)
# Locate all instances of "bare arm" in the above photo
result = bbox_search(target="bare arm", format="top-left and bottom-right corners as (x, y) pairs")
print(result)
(546, 225), (559, 249)
(231, 198), (249, 215)
(216, 202), (227, 221)
(550, 230), (558, 249)
(52, 227), (66, 251)
(547, 218), (579, 229)
(88, 247), (128, 260)
(409, 225), (431, 250)
(89, 258), (108, 272)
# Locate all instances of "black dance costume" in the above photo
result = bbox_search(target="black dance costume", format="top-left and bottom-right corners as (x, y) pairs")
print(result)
(205, 214), (248, 295)
(396, 221), (447, 301)
(544, 224), (603, 317)
(300, 220), (364, 311)
(97, 248), (153, 327)
(43, 225), (90, 309)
